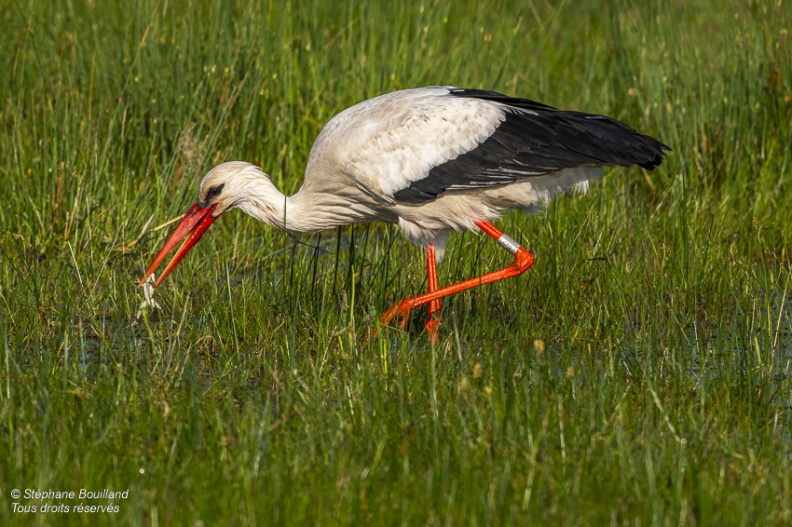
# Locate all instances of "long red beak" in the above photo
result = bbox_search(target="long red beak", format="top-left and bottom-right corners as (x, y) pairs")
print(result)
(138, 203), (219, 288)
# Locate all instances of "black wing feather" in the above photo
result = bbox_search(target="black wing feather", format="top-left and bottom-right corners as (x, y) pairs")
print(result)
(393, 88), (670, 203)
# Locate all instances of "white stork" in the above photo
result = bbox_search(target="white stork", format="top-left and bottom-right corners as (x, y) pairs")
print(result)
(139, 86), (669, 339)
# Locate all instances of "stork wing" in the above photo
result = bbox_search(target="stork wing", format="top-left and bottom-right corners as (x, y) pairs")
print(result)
(317, 87), (669, 204)
(393, 89), (669, 203)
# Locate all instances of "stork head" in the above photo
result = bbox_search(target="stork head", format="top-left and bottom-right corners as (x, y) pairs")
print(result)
(137, 161), (268, 288)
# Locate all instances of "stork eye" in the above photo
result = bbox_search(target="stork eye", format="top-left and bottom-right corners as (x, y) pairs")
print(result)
(205, 184), (224, 201)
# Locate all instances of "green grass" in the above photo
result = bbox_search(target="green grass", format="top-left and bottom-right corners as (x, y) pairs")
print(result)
(1, 0), (791, 524)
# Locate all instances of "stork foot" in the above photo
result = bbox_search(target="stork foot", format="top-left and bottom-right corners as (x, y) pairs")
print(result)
(425, 313), (442, 343)
(380, 299), (417, 330)
(379, 300), (442, 341)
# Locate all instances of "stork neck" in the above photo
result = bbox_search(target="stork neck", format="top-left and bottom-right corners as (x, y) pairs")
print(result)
(232, 179), (295, 231)
(236, 179), (356, 233)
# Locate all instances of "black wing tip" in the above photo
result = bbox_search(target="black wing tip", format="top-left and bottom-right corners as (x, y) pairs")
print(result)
(636, 138), (672, 170)
(638, 154), (665, 170)
(574, 112), (671, 171)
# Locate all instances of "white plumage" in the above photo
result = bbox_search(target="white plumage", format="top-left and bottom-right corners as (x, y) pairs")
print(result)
(140, 86), (669, 339)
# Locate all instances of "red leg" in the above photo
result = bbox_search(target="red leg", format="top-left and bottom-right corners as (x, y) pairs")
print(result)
(425, 245), (441, 342)
(380, 220), (534, 334)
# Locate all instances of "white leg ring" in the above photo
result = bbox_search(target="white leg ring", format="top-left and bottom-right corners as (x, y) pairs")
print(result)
(496, 233), (521, 255)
